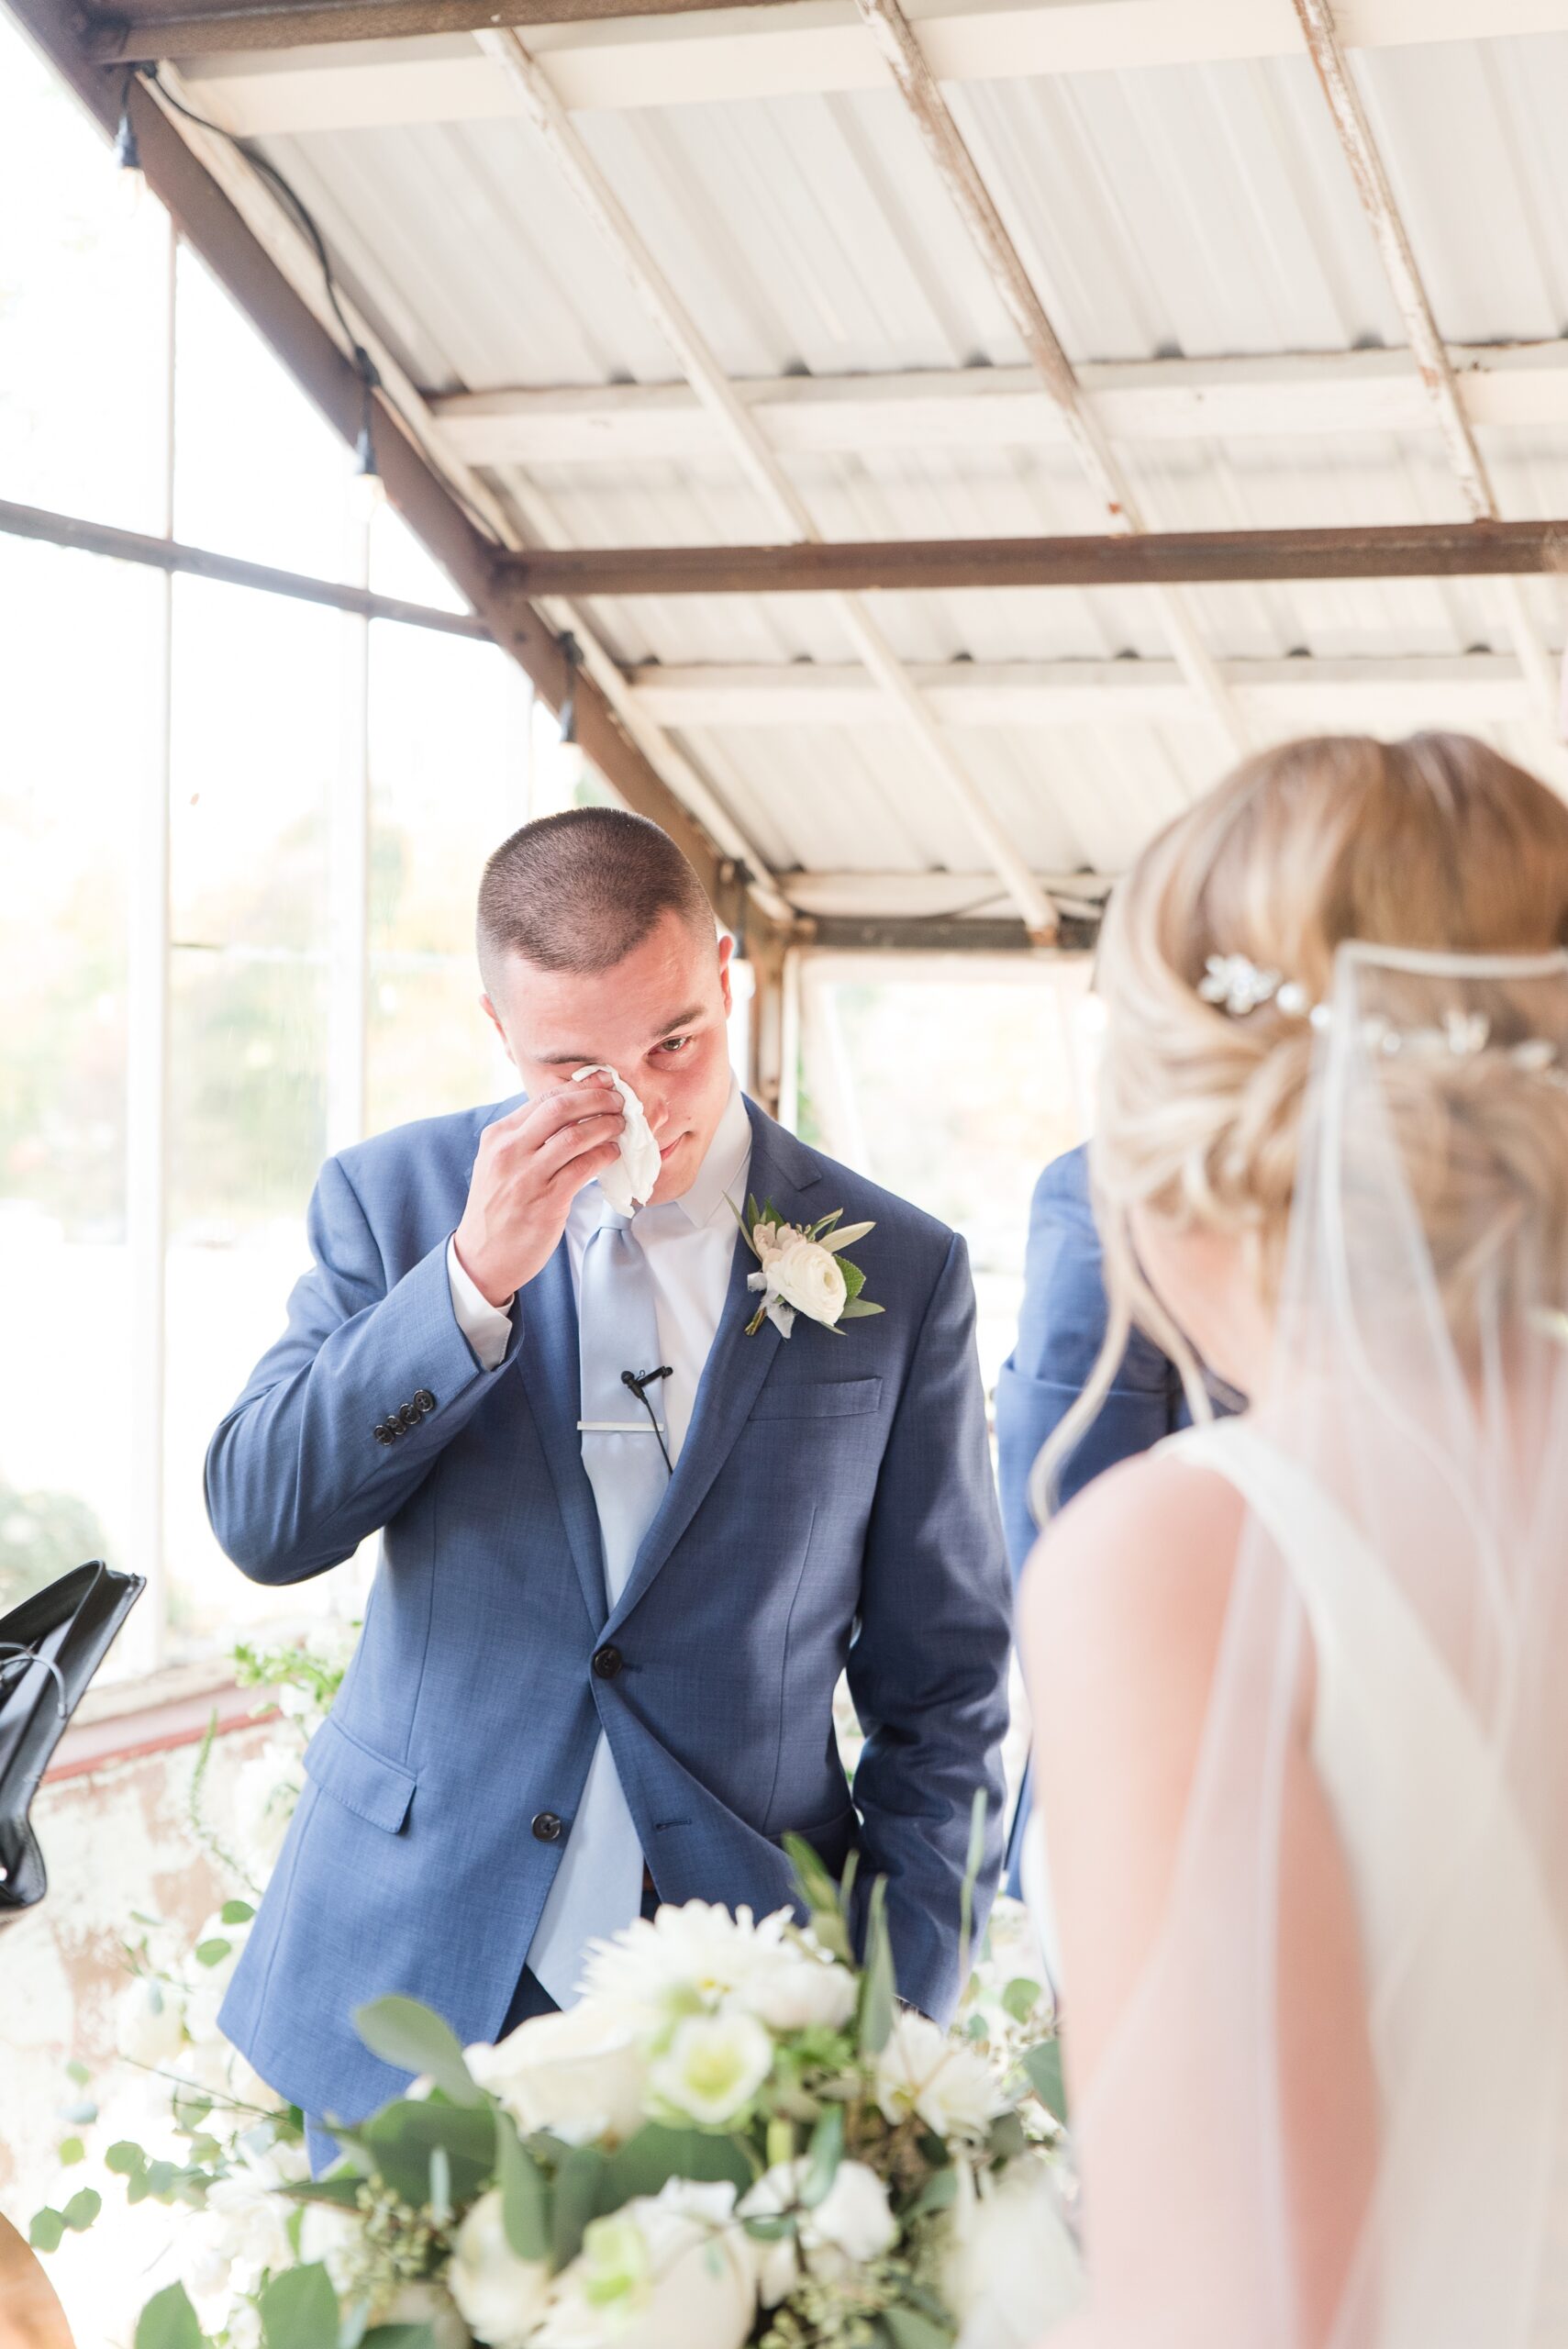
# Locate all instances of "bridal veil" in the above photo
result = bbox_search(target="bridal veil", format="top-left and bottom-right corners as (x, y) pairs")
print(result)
(1065, 943), (1568, 2349)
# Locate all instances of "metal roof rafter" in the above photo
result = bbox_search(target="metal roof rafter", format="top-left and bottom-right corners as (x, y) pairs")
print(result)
(851, 0), (1247, 761)
(1290, 0), (1562, 755)
(473, 21), (1061, 944)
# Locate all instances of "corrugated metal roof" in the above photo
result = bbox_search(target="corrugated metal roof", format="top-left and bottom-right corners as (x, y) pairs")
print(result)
(234, 28), (1568, 892)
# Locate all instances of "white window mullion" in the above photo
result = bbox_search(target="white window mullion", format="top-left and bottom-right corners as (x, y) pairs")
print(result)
(327, 511), (371, 1158)
(127, 216), (177, 1674)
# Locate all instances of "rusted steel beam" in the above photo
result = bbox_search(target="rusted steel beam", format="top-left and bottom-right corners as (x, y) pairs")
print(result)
(503, 518), (1568, 598)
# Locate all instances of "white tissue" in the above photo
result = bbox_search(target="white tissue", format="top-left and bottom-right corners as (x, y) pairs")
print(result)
(573, 1064), (662, 1215)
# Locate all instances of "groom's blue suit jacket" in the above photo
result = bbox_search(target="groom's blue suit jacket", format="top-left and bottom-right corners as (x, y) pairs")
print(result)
(209, 1093), (1012, 2126)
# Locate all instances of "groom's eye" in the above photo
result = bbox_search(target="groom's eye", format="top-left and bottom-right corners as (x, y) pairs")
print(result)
(656, 1034), (692, 1055)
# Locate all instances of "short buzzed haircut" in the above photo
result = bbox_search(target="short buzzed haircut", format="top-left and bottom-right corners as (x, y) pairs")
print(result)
(476, 806), (714, 994)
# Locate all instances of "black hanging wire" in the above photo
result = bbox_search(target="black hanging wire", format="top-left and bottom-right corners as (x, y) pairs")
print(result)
(620, 1367), (674, 1476)
(136, 66), (384, 484)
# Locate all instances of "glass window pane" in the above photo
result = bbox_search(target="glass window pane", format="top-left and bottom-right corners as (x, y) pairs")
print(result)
(0, 16), (172, 530)
(165, 580), (338, 1653)
(0, 540), (153, 1620)
(812, 968), (1092, 1389)
(366, 623), (527, 1133)
(169, 576), (335, 952)
(173, 243), (353, 583)
(164, 956), (328, 1653)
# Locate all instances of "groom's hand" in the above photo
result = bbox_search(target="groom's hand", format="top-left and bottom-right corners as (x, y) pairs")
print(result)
(452, 1082), (624, 1306)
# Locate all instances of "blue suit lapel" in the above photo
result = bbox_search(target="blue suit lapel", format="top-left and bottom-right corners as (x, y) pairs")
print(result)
(604, 1101), (822, 1636)
(514, 1237), (607, 1630)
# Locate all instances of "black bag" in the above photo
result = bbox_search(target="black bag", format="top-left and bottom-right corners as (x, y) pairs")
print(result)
(0, 1560), (145, 1917)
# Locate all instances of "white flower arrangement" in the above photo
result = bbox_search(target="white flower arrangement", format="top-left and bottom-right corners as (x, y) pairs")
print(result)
(32, 1637), (1072, 2349)
(736, 1197), (884, 1341)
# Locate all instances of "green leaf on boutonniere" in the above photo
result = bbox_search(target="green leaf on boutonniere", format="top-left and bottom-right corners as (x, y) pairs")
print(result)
(840, 1298), (885, 1319)
(839, 1257), (866, 1306)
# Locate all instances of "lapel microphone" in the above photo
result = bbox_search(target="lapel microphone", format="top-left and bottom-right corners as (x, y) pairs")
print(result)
(621, 1365), (675, 1475)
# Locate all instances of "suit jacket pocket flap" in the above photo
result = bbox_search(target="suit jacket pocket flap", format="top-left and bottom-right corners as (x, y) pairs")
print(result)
(749, 1376), (883, 1421)
(303, 1715), (416, 1834)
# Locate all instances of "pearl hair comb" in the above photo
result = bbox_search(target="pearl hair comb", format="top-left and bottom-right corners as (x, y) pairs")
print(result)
(1195, 952), (1568, 1088)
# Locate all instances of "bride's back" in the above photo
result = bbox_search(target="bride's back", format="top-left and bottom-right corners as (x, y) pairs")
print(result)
(1023, 734), (1568, 2348)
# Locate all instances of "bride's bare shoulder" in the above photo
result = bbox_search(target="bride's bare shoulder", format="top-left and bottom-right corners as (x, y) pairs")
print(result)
(1018, 1444), (1248, 1696)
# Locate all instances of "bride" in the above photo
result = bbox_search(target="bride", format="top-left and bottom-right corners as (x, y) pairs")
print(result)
(1020, 731), (1568, 2347)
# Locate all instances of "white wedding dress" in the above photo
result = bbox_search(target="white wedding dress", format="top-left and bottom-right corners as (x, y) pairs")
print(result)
(1027, 1411), (1568, 2346)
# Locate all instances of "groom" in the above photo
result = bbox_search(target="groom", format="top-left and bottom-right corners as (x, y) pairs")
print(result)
(209, 807), (1011, 2151)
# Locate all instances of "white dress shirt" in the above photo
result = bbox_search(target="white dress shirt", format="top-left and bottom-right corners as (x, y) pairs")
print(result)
(446, 1075), (753, 1464)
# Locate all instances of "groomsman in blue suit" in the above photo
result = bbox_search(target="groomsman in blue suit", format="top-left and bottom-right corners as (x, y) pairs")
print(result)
(209, 807), (1012, 2164)
(995, 1141), (1240, 1890)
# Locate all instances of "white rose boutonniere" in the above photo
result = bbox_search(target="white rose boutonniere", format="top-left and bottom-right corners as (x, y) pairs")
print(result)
(734, 1197), (884, 1339)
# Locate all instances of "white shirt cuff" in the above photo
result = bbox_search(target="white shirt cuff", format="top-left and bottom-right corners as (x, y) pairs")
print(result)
(446, 1236), (515, 1372)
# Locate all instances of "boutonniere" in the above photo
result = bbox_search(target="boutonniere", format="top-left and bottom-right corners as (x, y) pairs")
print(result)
(732, 1196), (885, 1340)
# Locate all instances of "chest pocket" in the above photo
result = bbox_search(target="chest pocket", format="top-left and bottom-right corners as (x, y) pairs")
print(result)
(748, 1377), (882, 1421)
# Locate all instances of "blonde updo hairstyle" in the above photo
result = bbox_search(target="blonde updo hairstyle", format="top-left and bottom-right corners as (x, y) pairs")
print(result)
(1037, 732), (1568, 1517)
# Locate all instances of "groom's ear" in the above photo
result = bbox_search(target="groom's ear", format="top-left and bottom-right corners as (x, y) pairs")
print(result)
(717, 931), (735, 1019)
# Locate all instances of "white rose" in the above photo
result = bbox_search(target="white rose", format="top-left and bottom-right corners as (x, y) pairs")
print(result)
(765, 1237), (847, 1329)
(647, 2011), (773, 2127)
(875, 2012), (1005, 2142)
(115, 1976), (186, 2070)
(199, 2170), (295, 2281)
(465, 2004), (647, 2146)
(448, 2190), (553, 2348)
(732, 1948), (857, 2034)
(300, 2197), (364, 2295)
(939, 2157), (1083, 2348)
(536, 2181), (755, 2349)
(740, 2157), (897, 2306)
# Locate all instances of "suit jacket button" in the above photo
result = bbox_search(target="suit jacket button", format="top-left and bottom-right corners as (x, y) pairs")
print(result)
(373, 1422), (395, 1445)
(592, 1645), (623, 1680)
(399, 1400), (420, 1431)
(532, 1811), (564, 1843)
(415, 1389), (436, 1415)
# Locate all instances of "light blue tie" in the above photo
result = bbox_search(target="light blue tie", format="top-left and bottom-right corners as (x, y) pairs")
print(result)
(528, 1203), (669, 2007)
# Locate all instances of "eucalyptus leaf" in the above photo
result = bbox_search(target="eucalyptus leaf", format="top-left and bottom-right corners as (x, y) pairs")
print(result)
(905, 2165), (958, 2219)
(194, 1939), (232, 1969)
(28, 2210), (64, 2254)
(600, 2123), (751, 2211)
(798, 2104), (843, 2211)
(352, 1996), (484, 2108)
(106, 2141), (147, 2176)
(550, 2144), (606, 2273)
(361, 2329), (438, 2348)
(280, 2175), (366, 2210)
(62, 2188), (101, 2232)
(783, 1832), (850, 1958)
(880, 2306), (957, 2349)
(495, 2113), (550, 2263)
(346, 2099), (495, 2207)
(958, 1788), (988, 1987)
(858, 1877), (896, 2057)
(1001, 1976), (1043, 2024)
(134, 2283), (206, 2349)
(57, 2136), (85, 2167)
(839, 1299), (885, 1319)
(220, 1899), (256, 1925)
(1020, 2040), (1069, 2127)
(259, 2263), (340, 2349)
